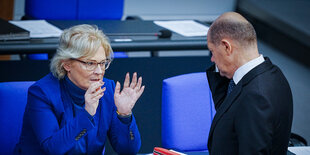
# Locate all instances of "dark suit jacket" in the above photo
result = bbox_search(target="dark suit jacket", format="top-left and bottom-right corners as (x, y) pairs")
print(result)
(15, 73), (141, 155)
(206, 58), (293, 155)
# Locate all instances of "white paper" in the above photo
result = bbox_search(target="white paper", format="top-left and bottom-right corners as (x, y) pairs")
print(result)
(169, 149), (187, 155)
(9, 20), (63, 38)
(154, 20), (209, 37)
(288, 146), (310, 155)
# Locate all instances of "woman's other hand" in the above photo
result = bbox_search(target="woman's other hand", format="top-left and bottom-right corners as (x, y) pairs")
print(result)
(114, 72), (145, 116)
(85, 81), (105, 116)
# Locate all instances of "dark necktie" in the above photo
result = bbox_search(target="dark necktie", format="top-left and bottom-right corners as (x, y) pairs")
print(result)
(227, 79), (236, 95)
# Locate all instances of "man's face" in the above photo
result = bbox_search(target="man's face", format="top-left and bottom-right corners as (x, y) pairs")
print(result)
(207, 36), (233, 79)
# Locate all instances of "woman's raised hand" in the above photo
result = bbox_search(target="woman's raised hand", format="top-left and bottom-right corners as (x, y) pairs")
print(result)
(114, 72), (145, 116)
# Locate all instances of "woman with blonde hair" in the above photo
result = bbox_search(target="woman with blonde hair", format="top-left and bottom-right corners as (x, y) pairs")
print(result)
(15, 24), (144, 155)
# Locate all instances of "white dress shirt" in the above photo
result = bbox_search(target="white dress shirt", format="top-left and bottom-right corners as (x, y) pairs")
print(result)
(233, 55), (265, 84)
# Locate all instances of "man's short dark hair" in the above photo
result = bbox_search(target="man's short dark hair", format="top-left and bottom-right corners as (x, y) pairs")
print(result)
(208, 19), (257, 47)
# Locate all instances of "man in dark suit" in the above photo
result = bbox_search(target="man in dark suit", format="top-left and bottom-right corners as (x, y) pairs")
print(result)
(206, 12), (293, 154)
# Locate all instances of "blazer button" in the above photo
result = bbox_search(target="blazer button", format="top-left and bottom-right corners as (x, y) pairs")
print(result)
(75, 136), (81, 141)
(81, 129), (87, 134)
(130, 131), (134, 140)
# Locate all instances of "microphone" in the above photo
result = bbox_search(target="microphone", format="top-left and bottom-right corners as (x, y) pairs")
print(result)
(105, 29), (172, 38)
(157, 29), (172, 38)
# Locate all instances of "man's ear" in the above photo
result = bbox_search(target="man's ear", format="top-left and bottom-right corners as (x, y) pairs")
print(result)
(221, 39), (233, 56)
(63, 60), (71, 72)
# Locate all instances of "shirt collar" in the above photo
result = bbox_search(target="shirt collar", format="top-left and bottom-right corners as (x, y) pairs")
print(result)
(233, 54), (265, 84)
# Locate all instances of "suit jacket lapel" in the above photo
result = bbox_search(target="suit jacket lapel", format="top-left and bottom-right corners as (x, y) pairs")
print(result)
(208, 84), (242, 148)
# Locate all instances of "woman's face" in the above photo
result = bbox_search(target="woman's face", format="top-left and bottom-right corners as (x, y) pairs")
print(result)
(64, 46), (107, 90)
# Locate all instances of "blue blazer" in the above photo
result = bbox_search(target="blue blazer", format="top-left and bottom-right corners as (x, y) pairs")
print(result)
(15, 73), (141, 154)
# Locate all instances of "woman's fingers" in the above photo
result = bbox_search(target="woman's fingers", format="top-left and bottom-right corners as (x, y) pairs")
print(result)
(84, 81), (105, 116)
(93, 91), (104, 100)
(85, 81), (105, 102)
(91, 87), (106, 99)
(134, 76), (142, 91)
(137, 85), (145, 97)
(115, 81), (121, 95)
(130, 72), (137, 88)
(117, 72), (144, 98)
(123, 72), (130, 88)
(87, 81), (104, 94)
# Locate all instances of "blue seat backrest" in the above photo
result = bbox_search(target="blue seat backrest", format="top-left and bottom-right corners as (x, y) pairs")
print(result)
(24, 0), (126, 60)
(0, 81), (34, 155)
(78, 0), (124, 20)
(25, 0), (124, 20)
(162, 72), (215, 152)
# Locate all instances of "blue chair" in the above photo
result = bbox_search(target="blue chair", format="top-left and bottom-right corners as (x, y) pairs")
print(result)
(24, 0), (124, 20)
(162, 72), (216, 152)
(0, 81), (34, 154)
(24, 0), (127, 59)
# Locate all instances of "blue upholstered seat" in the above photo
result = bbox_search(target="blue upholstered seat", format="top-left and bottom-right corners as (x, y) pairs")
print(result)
(0, 81), (34, 154)
(25, 0), (124, 20)
(162, 72), (215, 152)
(24, 0), (127, 59)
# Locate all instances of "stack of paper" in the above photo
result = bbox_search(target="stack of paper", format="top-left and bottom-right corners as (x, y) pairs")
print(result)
(288, 146), (310, 155)
(9, 20), (63, 38)
(154, 20), (209, 37)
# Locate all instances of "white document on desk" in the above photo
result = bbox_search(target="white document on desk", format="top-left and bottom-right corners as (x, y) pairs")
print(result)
(154, 20), (209, 37)
(288, 146), (310, 155)
(9, 20), (63, 38)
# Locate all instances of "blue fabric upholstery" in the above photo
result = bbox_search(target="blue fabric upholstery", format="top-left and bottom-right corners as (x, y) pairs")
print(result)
(77, 0), (124, 20)
(25, 0), (124, 20)
(0, 81), (34, 155)
(162, 72), (215, 152)
(27, 53), (49, 60)
(24, 0), (126, 60)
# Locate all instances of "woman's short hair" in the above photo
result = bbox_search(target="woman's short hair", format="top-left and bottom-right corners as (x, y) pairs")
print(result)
(50, 24), (113, 79)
